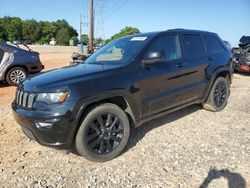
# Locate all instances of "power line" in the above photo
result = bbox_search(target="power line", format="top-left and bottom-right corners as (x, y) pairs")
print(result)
(82, 0), (89, 35)
(104, 0), (128, 20)
(95, 0), (105, 39)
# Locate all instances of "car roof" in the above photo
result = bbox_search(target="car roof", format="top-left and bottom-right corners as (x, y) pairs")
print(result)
(0, 43), (29, 53)
(127, 29), (216, 39)
(165, 28), (214, 34)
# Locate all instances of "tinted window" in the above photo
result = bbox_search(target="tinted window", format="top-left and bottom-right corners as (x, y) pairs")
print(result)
(85, 36), (151, 64)
(205, 35), (225, 54)
(182, 34), (206, 58)
(145, 34), (182, 61)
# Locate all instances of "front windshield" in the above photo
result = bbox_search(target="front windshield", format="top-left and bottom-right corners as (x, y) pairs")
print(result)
(85, 36), (151, 64)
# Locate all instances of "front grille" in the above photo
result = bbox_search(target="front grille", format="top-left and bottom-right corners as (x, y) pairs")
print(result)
(15, 88), (35, 109)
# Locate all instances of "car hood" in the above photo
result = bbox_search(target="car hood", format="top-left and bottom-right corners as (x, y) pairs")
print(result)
(21, 63), (121, 91)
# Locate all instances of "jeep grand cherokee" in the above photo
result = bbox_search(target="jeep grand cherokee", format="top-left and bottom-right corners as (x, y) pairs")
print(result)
(12, 29), (233, 162)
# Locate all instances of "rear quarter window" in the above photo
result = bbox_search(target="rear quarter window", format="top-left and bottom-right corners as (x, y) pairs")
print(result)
(205, 35), (225, 54)
(182, 34), (206, 58)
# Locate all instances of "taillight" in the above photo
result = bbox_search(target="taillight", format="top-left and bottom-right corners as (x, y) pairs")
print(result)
(240, 65), (250, 72)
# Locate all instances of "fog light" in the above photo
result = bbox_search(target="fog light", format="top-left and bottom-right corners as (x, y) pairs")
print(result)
(35, 122), (53, 129)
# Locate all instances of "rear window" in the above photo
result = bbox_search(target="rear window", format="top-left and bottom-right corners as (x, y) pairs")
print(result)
(205, 35), (225, 54)
(182, 34), (206, 58)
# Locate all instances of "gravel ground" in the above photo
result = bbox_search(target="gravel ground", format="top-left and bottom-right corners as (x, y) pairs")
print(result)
(0, 47), (249, 187)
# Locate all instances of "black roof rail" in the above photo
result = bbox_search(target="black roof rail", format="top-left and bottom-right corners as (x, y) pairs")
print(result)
(166, 28), (185, 31)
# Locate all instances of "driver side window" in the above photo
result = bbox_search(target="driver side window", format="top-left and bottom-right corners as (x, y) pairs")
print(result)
(145, 34), (182, 61)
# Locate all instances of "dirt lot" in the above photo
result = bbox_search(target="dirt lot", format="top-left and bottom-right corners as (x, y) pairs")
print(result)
(0, 46), (249, 188)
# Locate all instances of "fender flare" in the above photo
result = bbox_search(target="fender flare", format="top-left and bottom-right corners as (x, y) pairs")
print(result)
(68, 91), (139, 143)
(203, 66), (231, 103)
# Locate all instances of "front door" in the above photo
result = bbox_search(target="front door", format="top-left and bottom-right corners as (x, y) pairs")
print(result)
(135, 33), (196, 117)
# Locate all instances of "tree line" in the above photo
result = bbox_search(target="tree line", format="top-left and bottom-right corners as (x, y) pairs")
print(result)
(81, 26), (140, 45)
(0, 16), (141, 46)
(0, 17), (78, 45)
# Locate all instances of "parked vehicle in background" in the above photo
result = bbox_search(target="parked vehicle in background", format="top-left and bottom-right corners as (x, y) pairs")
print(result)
(71, 52), (90, 65)
(0, 43), (44, 86)
(12, 29), (233, 162)
(233, 36), (250, 73)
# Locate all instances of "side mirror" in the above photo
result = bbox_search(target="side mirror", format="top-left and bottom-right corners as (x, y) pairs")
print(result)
(142, 51), (166, 65)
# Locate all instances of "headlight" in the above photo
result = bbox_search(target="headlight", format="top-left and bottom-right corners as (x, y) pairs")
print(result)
(36, 92), (68, 104)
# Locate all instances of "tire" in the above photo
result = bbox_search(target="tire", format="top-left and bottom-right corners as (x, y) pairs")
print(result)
(203, 77), (230, 112)
(6, 67), (27, 86)
(75, 103), (130, 162)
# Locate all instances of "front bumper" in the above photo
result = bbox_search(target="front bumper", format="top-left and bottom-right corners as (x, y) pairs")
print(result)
(12, 102), (75, 149)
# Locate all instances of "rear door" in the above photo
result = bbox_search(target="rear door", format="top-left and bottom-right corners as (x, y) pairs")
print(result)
(180, 34), (210, 100)
(204, 34), (228, 66)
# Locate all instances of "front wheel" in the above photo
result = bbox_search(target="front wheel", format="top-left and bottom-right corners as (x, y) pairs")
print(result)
(203, 77), (230, 112)
(6, 67), (27, 86)
(75, 103), (130, 162)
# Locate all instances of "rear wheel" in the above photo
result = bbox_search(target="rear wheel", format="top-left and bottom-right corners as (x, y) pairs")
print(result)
(203, 77), (230, 112)
(75, 103), (130, 162)
(6, 67), (27, 86)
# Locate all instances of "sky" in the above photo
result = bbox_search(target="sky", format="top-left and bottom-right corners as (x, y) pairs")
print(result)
(1, 0), (250, 47)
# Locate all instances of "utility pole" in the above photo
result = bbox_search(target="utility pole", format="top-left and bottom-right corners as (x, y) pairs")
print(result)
(89, 0), (94, 53)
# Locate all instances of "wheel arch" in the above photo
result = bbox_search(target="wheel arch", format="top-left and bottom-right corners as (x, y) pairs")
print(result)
(71, 95), (137, 144)
(203, 68), (231, 103)
(4, 65), (28, 79)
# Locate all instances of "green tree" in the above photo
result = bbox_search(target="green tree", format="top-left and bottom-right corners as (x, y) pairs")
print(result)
(2, 17), (22, 41)
(22, 19), (41, 43)
(55, 19), (78, 46)
(68, 26), (78, 39)
(106, 26), (140, 43)
(55, 19), (69, 29)
(70, 36), (79, 46)
(39, 21), (57, 44)
(56, 28), (70, 45)
(0, 23), (7, 42)
(81, 34), (89, 44)
(0, 17), (78, 45)
(95, 37), (105, 44)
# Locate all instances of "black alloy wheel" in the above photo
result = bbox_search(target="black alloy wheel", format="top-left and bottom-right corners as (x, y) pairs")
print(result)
(86, 113), (124, 155)
(203, 77), (230, 112)
(213, 81), (227, 108)
(75, 103), (130, 162)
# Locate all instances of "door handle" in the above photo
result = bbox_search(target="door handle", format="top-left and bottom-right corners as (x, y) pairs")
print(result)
(176, 62), (187, 67)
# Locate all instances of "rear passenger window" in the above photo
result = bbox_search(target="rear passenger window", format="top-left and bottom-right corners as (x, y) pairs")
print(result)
(182, 35), (206, 58)
(145, 34), (182, 61)
(205, 35), (225, 54)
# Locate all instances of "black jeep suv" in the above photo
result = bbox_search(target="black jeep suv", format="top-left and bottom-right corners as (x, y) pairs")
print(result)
(12, 29), (233, 162)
